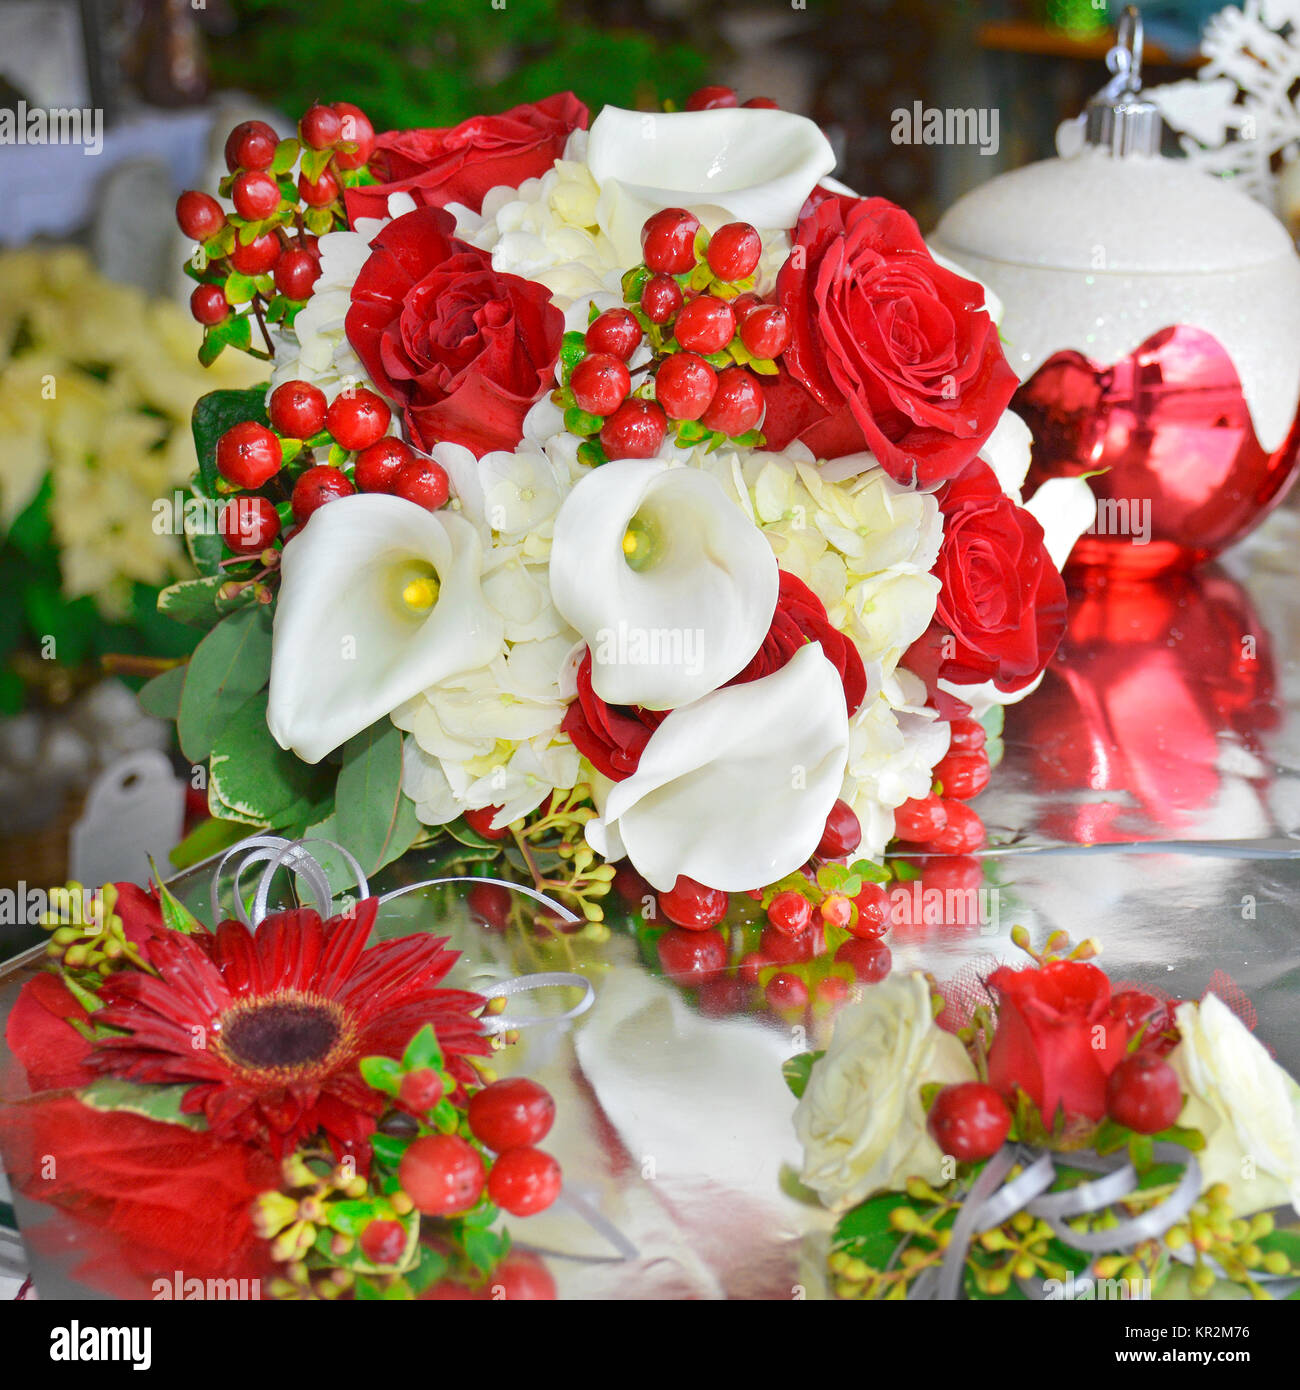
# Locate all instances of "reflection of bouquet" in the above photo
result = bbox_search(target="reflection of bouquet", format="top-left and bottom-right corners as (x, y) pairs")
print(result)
(790, 929), (1300, 1300)
(0, 865), (564, 1300)
(158, 88), (1094, 909)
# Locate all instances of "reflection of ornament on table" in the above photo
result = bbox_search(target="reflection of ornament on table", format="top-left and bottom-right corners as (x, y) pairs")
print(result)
(931, 8), (1300, 574)
(1147, 1), (1300, 224)
(1014, 566), (1278, 842)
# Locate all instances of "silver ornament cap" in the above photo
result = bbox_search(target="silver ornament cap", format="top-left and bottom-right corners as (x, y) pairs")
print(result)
(1084, 6), (1164, 157)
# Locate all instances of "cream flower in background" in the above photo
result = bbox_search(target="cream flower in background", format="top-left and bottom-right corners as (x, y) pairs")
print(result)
(268, 496), (503, 763)
(795, 972), (977, 1213)
(588, 643), (849, 891)
(1168, 995), (1300, 1217)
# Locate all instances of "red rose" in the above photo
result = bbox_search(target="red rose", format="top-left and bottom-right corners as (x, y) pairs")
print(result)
(986, 961), (1131, 1121)
(923, 459), (1068, 691)
(765, 194), (1017, 486)
(730, 571), (867, 715)
(563, 571), (865, 782)
(346, 205), (564, 457)
(344, 92), (588, 225)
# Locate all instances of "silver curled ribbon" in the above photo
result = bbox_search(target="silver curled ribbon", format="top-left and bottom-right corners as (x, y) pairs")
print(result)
(208, 835), (593, 1032)
(909, 1141), (1215, 1301)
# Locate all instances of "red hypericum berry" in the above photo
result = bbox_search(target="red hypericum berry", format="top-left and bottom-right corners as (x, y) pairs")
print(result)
(738, 951), (770, 985)
(176, 190), (224, 242)
(816, 798), (862, 859)
(1106, 1053), (1183, 1134)
(706, 222), (762, 281)
(359, 1218), (407, 1266)
(298, 167), (340, 207)
(229, 231), (281, 276)
(766, 971), (809, 1012)
(464, 805), (509, 839)
(600, 399), (666, 459)
(893, 794), (948, 843)
(927, 1082), (1012, 1162)
(815, 975), (850, 1007)
(920, 856), (983, 897)
(654, 351), (717, 420)
(700, 366), (763, 436)
(216, 421), (281, 488)
(218, 496), (280, 554)
(698, 975), (750, 1017)
(468, 1077), (556, 1152)
(948, 716), (987, 752)
(930, 800), (985, 854)
(300, 103), (342, 150)
(658, 875), (728, 929)
(224, 119), (279, 173)
(232, 169), (281, 221)
(585, 307), (642, 361)
(490, 1251), (557, 1301)
(738, 304), (792, 358)
(274, 247), (321, 300)
(766, 889), (812, 937)
(657, 926), (727, 984)
(394, 458), (450, 511)
(570, 351), (631, 416)
(398, 1134), (485, 1215)
(742, 96), (780, 109)
(685, 85), (739, 111)
(641, 272), (684, 324)
(761, 923), (814, 965)
(291, 465), (355, 523)
(325, 389), (391, 451)
(190, 283), (229, 326)
(836, 936), (891, 983)
(614, 863), (651, 904)
(467, 881), (512, 931)
(731, 292), (763, 320)
(848, 882), (890, 939)
(354, 436), (413, 492)
(488, 1146), (562, 1217)
(398, 1067), (444, 1114)
(934, 749), (991, 803)
(820, 894), (853, 930)
(673, 294), (735, 354)
(640, 208), (700, 274)
(332, 102), (376, 169)
(268, 379), (328, 438)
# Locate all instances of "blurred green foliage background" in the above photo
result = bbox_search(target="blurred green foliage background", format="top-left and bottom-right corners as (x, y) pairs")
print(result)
(209, 0), (712, 131)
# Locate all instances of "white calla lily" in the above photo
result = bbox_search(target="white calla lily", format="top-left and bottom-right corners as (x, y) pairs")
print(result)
(585, 105), (837, 266)
(267, 495), (503, 763)
(549, 458), (778, 710)
(591, 643), (851, 892)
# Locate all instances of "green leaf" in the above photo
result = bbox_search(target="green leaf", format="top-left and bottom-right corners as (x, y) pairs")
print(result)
(208, 691), (333, 826)
(848, 858), (891, 885)
(224, 272), (257, 306)
(462, 1226), (506, 1279)
(833, 1190), (916, 1268)
(304, 206), (335, 236)
(158, 575), (230, 628)
(198, 313), (253, 367)
(156, 878), (204, 934)
(270, 137), (300, 174)
(405, 1243), (449, 1295)
(279, 438), (304, 465)
(334, 723), (423, 879)
(78, 1078), (206, 1131)
(370, 1133), (413, 1167)
(401, 1024), (444, 1073)
(137, 665), (186, 719)
(782, 1050), (824, 1099)
(168, 815), (250, 870)
(192, 385), (272, 494)
(559, 330), (587, 386)
(620, 265), (650, 302)
(748, 357), (779, 376)
(176, 605), (273, 762)
(299, 146), (334, 182)
(359, 1055), (403, 1096)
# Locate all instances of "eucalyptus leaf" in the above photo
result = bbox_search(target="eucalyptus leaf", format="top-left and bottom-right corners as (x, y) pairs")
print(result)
(137, 664), (186, 720)
(176, 605), (273, 762)
(208, 691), (333, 826)
(334, 723), (423, 879)
(78, 1078), (206, 1131)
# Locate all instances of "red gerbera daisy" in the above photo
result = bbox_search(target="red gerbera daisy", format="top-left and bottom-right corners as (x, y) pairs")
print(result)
(86, 901), (487, 1166)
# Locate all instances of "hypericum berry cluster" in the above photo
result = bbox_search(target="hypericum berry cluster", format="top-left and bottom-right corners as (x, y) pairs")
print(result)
(555, 206), (793, 465)
(680, 84), (780, 112)
(892, 718), (991, 856)
(212, 378), (448, 580)
(176, 103), (377, 363)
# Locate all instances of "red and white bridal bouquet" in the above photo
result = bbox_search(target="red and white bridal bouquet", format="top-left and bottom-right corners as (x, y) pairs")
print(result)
(159, 87), (1095, 918)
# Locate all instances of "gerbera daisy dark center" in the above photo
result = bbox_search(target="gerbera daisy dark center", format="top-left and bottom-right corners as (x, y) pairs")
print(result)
(220, 995), (344, 1069)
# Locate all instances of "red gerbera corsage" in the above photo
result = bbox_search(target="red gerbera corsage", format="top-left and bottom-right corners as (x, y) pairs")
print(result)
(86, 901), (487, 1167)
